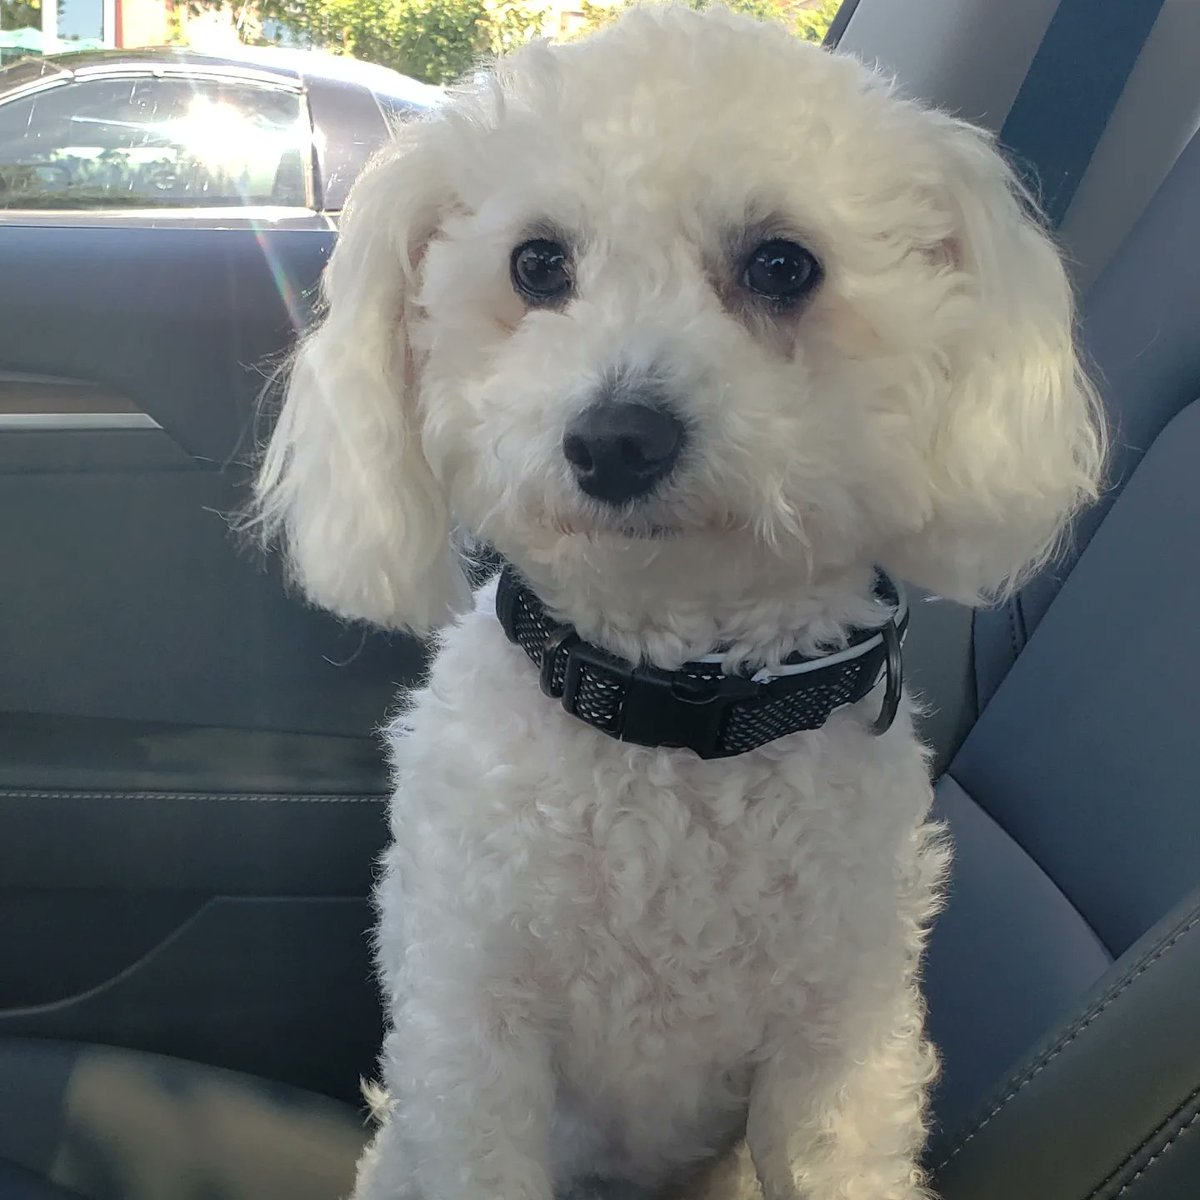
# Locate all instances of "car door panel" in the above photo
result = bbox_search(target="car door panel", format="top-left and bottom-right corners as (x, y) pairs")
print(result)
(0, 223), (406, 1101)
(0, 897), (382, 1101)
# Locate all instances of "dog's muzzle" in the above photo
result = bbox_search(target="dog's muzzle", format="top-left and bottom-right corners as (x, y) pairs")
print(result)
(562, 401), (686, 506)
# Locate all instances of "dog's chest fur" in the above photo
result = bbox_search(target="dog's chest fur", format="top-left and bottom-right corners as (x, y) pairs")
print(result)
(380, 593), (935, 1174)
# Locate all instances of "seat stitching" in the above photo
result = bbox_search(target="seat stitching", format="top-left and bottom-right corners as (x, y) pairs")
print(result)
(1088, 1085), (1200, 1199)
(941, 772), (1116, 958)
(0, 1158), (92, 1200)
(1108, 1099), (1200, 1199)
(933, 907), (1200, 1172)
(1005, 599), (1022, 663)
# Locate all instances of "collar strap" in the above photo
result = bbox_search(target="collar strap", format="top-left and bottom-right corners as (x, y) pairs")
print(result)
(495, 567), (908, 759)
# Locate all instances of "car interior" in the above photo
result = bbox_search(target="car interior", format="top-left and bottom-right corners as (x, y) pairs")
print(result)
(0, 0), (1197, 1197)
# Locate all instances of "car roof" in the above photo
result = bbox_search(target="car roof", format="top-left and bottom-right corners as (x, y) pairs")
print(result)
(0, 45), (442, 107)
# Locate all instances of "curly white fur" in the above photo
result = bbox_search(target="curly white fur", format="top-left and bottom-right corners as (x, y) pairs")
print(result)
(254, 6), (1103, 1199)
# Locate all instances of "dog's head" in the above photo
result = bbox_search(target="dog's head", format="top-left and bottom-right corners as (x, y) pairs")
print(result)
(255, 4), (1103, 645)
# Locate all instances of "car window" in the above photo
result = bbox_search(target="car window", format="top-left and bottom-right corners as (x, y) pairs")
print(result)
(0, 75), (311, 210)
(375, 94), (422, 128)
(302, 76), (392, 212)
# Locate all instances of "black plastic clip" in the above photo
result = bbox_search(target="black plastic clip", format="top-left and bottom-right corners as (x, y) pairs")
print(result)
(539, 626), (579, 698)
(871, 617), (903, 736)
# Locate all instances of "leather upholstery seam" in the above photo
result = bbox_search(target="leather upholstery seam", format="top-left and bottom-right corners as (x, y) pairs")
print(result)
(1092, 1089), (1200, 1199)
(933, 905), (1200, 1172)
(0, 1158), (92, 1200)
(1005, 599), (1022, 665)
(942, 771), (1116, 958)
(0, 790), (387, 804)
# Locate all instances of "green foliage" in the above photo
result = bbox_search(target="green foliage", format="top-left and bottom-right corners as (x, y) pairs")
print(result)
(165, 0), (188, 45)
(187, 0), (844, 86)
(199, 0), (545, 85)
(575, 0), (842, 44)
(1, 0), (41, 32)
(793, 0), (843, 43)
(375, 0), (542, 83)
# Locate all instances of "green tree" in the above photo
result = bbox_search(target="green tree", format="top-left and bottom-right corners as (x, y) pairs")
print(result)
(365, 0), (541, 83)
(1, 0), (41, 31)
(186, 0), (542, 84)
(187, 0), (843, 86)
(794, 0), (842, 43)
(576, 0), (841, 44)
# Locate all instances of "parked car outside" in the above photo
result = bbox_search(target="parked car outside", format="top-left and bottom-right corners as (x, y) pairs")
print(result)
(0, 45), (441, 227)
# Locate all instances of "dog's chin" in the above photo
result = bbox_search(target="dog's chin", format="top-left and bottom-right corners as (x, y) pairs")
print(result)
(538, 502), (741, 543)
(528, 511), (673, 542)
(497, 497), (820, 596)
(497, 509), (708, 583)
(588, 522), (682, 542)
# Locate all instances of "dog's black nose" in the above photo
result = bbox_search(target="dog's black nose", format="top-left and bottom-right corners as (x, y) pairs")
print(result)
(563, 402), (685, 505)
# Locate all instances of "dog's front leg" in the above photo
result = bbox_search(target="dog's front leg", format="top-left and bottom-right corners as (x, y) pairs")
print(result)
(377, 984), (556, 1200)
(745, 1042), (810, 1200)
(746, 1003), (935, 1200)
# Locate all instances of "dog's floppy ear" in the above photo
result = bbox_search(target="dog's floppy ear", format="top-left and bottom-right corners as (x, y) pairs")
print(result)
(882, 116), (1105, 604)
(253, 131), (470, 632)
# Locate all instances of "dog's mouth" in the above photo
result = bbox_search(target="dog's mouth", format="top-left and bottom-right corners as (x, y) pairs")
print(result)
(617, 523), (681, 540)
(541, 511), (683, 540)
(533, 496), (750, 544)
(535, 498), (756, 542)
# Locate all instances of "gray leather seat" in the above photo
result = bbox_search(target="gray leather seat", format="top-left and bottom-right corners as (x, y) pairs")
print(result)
(924, 127), (1200, 1199)
(2, 126), (1197, 1200)
(0, 1037), (367, 1199)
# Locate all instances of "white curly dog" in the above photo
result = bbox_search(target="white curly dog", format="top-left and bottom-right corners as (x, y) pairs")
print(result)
(254, 6), (1103, 1199)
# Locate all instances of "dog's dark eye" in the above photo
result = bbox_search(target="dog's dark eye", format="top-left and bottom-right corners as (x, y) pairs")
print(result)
(511, 239), (572, 304)
(742, 239), (821, 304)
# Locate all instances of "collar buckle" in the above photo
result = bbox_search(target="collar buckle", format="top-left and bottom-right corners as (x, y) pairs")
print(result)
(539, 626), (579, 698)
(557, 639), (757, 759)
(870, 616), (904, 736)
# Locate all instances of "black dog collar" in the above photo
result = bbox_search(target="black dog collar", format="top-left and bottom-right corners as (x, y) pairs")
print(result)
(496, 566), (907, 759)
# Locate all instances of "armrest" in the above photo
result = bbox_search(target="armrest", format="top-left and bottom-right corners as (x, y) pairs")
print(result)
(931, 888), (1200, 1200)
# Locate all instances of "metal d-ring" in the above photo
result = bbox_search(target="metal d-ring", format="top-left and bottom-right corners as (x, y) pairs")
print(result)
(871, 618), (903, 736)
(539, 626), (579, 698)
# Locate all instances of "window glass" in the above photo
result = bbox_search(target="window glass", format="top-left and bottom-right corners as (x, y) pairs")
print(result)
(0, 75), (310, 209)
(56, 0), (106, 47)
(374, 94), (420, 128)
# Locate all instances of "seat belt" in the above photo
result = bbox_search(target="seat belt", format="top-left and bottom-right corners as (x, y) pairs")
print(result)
(1000, 0), (1168, 226)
